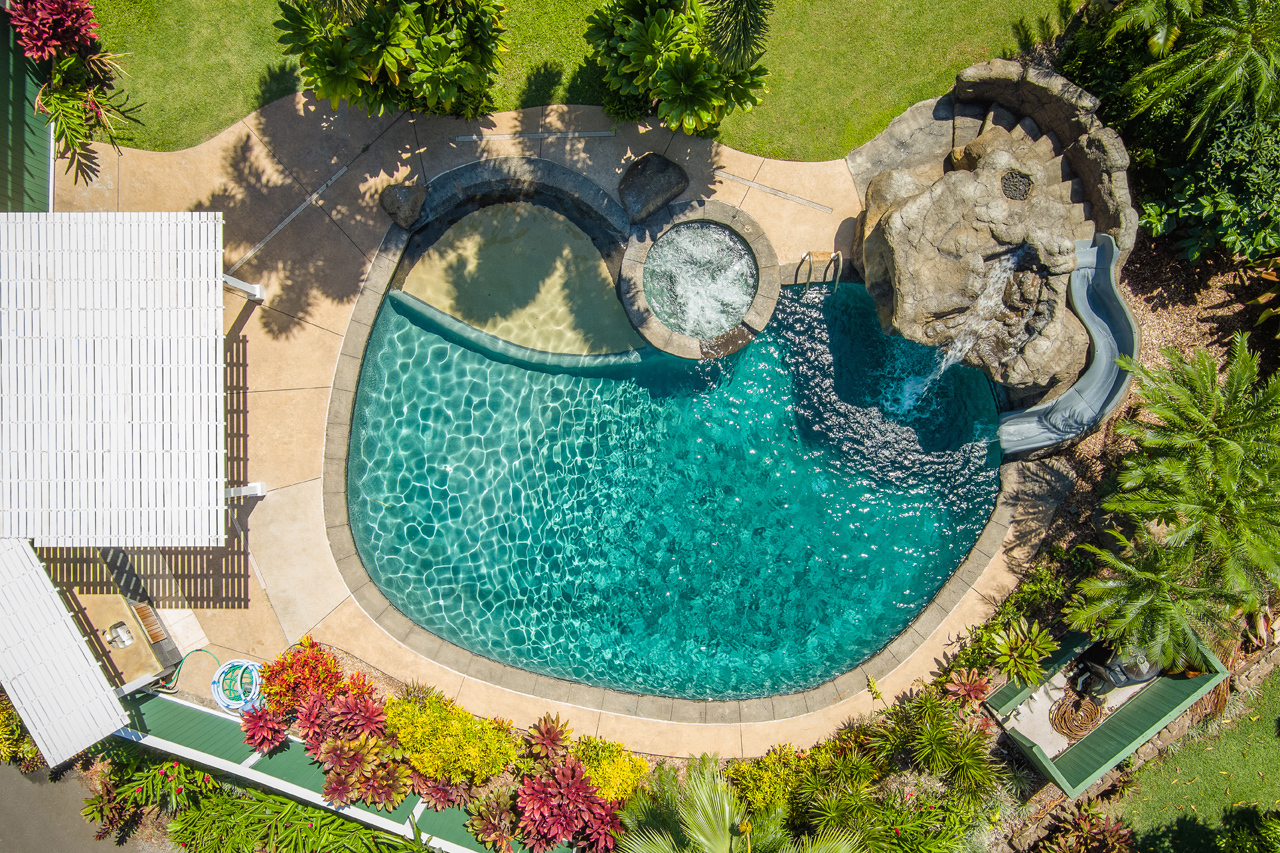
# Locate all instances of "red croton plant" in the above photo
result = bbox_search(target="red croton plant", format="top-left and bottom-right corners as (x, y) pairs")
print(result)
(6, 0), (98, 61)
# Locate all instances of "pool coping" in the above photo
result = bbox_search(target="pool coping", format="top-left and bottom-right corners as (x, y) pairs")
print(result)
(618, 199), (781, 360)
(322, 209), (1027, 726)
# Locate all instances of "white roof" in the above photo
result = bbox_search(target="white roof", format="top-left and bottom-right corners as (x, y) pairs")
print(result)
(0, 212), (226, 547)
(0, 538), (127, 765)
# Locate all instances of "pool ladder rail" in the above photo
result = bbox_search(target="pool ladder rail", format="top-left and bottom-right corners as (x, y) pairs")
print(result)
(787, 251), (843, 300)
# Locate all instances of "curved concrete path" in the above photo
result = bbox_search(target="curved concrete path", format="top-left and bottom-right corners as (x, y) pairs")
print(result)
(56, 94), (1072, 756)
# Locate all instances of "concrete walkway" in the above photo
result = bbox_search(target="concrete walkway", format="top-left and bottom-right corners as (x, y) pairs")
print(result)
(0, 765), (169, 852)
(55, 95), (1068, 757)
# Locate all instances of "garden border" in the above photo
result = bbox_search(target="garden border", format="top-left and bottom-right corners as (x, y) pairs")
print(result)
(320, 156), (1038, 727)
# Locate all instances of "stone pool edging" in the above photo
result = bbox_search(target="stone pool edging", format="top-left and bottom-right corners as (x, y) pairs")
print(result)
(322, 187), (1042, 728)
(618, 199), (781, 359)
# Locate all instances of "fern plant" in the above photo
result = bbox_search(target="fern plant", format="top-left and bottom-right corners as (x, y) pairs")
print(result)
(1064, 532), (1240, 671)
(1105, 332), (1280, 607)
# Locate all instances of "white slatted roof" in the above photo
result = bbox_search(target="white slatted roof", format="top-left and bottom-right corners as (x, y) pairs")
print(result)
(0, 212), (226, 547)
(0, 538), (127, 765)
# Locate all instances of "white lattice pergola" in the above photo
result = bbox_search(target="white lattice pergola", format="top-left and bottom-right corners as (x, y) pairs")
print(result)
(0, 538), (129, 765)
(0, 212), (229, 547)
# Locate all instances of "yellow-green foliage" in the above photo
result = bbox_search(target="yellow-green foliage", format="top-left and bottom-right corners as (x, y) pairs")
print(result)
(384, 695), (518, 784)
(725, 744), (809, 816)
(0, 695), (22, 762)
(571, 736), (648, 801)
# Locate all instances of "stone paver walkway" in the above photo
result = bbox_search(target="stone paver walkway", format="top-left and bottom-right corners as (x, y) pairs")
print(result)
(56, 94), (1070, 757)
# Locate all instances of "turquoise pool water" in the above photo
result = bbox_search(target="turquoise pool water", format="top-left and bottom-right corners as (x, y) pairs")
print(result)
(348, 286), (1001, 700)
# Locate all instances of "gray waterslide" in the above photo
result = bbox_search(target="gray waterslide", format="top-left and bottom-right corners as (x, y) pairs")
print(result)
(997, 234), (1139, 458)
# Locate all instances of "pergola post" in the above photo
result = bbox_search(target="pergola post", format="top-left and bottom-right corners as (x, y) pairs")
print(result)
(222, 273), (266, 302)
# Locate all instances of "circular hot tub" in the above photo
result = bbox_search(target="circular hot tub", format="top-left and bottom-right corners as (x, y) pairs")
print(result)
(619, 200), (780, 359)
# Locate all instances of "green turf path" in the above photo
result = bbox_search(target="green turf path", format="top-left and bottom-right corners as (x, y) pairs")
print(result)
(92, 0), (1061, 158)
(1119, 669), (1280, 853)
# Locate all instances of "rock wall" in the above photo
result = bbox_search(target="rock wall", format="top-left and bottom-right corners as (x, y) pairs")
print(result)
(953, 59), (1139, 268)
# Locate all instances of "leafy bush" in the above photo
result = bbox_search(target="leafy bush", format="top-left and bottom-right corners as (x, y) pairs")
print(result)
(517, 757), (622, 853)
(80, 742), (220, 841)
(572, 736), (649, 802)
(1217, 806), (1280, 853)
(725, 743), (807, 816)
(384, 691), (518, 784)
(259, 635), (347, 716)
(1141, 112), (1280, 263)
(990, 618), (1058, 686)
(1043, 802), (1134, 853)
(167, 786), (423, 853)
(276, 0), (507, 119)
(0, 692), (45, 772)
(241, 706), (289, 754)
(6, 0), (97, 60)
(583, 0), (767, 134)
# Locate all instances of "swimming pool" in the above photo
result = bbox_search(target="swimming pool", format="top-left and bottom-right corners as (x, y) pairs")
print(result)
(347, 279), (1001, 700)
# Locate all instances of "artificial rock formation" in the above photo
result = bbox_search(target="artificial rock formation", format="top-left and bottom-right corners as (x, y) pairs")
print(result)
(862, 125), (1089, 404)
(380, 182), (427, 229)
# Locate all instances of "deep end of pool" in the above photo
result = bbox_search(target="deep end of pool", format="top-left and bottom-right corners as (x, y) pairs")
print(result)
(346, 285), (1002, 700)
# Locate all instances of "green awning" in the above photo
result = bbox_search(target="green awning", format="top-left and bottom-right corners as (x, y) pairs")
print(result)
(1, 13), (51, 213)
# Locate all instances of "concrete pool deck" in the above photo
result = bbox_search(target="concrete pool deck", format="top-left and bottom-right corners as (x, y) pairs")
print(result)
(55, 94), (1073, 756)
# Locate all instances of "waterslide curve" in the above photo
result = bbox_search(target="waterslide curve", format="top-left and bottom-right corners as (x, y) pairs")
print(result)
(997, 234), (1139, 459)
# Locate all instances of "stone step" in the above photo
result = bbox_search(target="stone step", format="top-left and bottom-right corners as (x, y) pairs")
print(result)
(1047, 154), (1075, 182)
(1067, 201), (1093, 224)
(1033, 130), (1062, 158)
(953, 101), (986, 149)
(1050, 177), (1087, 204)
(1010, 115), (1042, 144)
(980, 103), (1020, 135)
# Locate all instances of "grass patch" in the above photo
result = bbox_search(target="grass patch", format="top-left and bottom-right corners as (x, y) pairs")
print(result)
(94, 0), (299, 152)
(1117, 669), (1280, 853)
(93, 0), (1063, 157)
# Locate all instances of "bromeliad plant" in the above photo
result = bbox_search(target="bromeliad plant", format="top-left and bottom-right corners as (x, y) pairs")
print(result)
(517, 757), (623, 853)
(275, 0), (507, 119)
(583, 0), (768, 133)
(241, 706), (290, 754)
(990, 618), (1058, 686)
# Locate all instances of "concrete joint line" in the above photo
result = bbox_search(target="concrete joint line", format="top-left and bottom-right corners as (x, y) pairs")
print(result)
(454, 131), (616, 142)
(227, 165), (350, 274)
(713, 170), (834, 213)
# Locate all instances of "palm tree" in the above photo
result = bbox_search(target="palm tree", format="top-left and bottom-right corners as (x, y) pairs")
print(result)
(1064, 532), (1243, 671)
(704, 0), (774, 71)
(620, 757), (865, 853)
(1105, 332), (1280, 606)
(1122, 0), (1280, 149)
(1106, 0), (1203, 56)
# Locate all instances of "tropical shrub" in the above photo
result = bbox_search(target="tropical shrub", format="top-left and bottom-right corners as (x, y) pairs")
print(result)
(317, 730), (414, 811)
(943, 669), (991, 705)
(1105, 333), (1280, 607)
(1120, 0), (1280, 151)
(583, 0), (768, 134)
(704, 0), (773, 71)
(468, 787), (520, 853)
(259, 635), (347, 716)
(166, 786), (424, 853)
(725, 743), (808, 816)
(241, 706), (289, 754)
(1042, 802), (1134, 853)
(1140, 111), (1280, 263)
(990, 618), (1058, 686)
(572, 736), (649, 802)
(1217, 806), (1280, 853)
(525, 712), (572, 763)
(6, 0), (98, 60)
(384, 688), (518, 784)
(517, 757), (622, 853)
(275, 0), (507, 119)
(80, 742), (219, 841)
(1064, 532), (1239, 671)
(0, 692), (45, 772)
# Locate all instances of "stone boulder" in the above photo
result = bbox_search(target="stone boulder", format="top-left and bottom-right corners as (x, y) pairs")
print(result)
(862, 129), (1089, 404)
(380, 182), (427, 229)
(618, 153), (689, 223)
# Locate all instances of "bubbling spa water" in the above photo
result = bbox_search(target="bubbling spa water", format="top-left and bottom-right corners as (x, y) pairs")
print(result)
(347, 276), (1003, 700)
(643, 222), (758, 339)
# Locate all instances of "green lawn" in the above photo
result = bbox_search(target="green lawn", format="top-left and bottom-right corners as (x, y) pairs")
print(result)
(93, 0), (1062, 158)
(1116, 669), (1280, 853)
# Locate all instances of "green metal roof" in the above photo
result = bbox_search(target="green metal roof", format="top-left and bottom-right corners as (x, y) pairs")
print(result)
(253, 738), (328, 790)
(987, 631), (1093, 716)
(1, 13), (51, 213)
(124, 692), (257, 765)
(993, 638), (1229, 798)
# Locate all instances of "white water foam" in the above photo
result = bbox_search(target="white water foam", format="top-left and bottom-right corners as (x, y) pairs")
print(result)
(644, 223), (758, 339)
